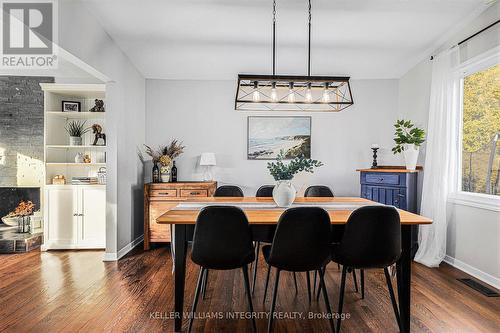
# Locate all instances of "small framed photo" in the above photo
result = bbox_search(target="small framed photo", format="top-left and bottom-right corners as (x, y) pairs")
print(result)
(62, 101), (81, 112)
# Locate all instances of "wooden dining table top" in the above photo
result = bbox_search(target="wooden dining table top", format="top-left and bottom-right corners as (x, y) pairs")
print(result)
(156, 197), (432, 225)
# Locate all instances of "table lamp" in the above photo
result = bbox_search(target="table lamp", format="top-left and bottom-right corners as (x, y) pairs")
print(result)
(200, 152), (216, 181)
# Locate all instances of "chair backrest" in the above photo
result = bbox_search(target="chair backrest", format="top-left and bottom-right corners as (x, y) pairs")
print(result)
(256, 185), (274, 197)
(214, 185), (244, 197)
(335, 206), (401, 269)
(191, 206), (254, 270)
(268, 207), (331, 272)
(304, 185), (334, 197)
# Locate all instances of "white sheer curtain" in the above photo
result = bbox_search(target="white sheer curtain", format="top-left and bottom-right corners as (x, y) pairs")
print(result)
(414, 47), (461, 267)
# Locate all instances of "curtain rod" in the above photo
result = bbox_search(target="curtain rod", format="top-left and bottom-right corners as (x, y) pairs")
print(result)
(430, 19), (500, 60)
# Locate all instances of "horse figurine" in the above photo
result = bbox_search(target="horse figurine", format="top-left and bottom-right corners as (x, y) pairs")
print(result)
(92, 124), (106, 146)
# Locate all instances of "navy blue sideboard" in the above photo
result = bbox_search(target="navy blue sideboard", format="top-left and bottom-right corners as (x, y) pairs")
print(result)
(358, 167), (420, 256)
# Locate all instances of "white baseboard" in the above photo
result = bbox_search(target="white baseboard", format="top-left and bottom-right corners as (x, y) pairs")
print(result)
(444, 255), (500, 290)
(102, 234), (144, 262)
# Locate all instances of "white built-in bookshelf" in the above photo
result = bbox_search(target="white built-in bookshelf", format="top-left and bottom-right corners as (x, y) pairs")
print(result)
(40, 83), (106, 250)
(41, 83), (107, 186)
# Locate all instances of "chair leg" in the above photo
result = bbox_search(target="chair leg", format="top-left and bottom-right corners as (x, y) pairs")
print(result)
(188, 267), (205, 333)
(319, 267), (335, 333)
(267, 269), (281, 333)
(352, 269), (358, 293)
(293, 272), (298, 294)
(306, 271), (312, 303)
(251, 241), (260, 294)
(263, 264), (271, 302)
(336, 266), (348, 333)
(384, 267), (402, 332)
(202, 269), (209, 300)
(360, 269), (365, 299)
(242, 265), (257, 333)
(313, 270), (317, 293)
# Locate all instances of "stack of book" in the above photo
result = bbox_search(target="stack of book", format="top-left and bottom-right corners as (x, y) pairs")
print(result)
(71, 177), (98, 185)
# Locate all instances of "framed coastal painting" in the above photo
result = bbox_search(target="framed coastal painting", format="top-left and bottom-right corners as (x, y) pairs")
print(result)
(247, 116), (311, 160)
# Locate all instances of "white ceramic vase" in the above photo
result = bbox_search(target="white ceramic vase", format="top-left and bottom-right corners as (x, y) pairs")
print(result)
(160, 164), (172, 183)
(69, 136), (82, 146)
(272, 180), (296, 207)
(403, 144), (419, 170)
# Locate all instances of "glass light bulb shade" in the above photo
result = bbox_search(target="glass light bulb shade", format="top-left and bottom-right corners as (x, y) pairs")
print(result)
(305, 88), (312, 102)
(252, 90), (260, 102)
(288, 89), (295, 102)
(322, 89), (330, 103)
(271, 88), (277, 102)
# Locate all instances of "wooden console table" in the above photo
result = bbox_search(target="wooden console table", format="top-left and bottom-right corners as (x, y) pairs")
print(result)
(143, 181), (217, 249)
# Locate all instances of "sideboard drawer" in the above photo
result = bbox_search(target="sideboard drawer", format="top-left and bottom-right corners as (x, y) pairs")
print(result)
(364, 173), (402, 186)
(180, 189), (208, 197)
(150, 189), (177, 197)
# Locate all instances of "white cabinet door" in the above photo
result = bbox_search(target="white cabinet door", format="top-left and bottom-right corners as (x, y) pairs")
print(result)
(79, 187), (106, 248)
(45, 188), (77, 248)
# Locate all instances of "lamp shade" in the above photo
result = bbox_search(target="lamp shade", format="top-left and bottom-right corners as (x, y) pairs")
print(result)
(200, 153), (216, 166)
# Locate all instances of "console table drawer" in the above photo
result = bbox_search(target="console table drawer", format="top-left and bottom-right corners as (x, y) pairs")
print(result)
(150, 189), (177, 197)
(364, 173), (401, 185)
(180, 189), (208, 197)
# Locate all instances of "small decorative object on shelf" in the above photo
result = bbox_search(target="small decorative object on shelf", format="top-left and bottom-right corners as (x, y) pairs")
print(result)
(1, 200), (35, 233)
(89, 99), (105, 112)
(62, 100), (81, 112)
(371, 143), (380, 169)
(142, 139), (186, 183)
(83, 154), (91, 163)
(66, 120), (90, 146)
(52, 175), (66, 185)
(392, 119), (426, 170)
(91, 124), (106, 146)
(152, 162), (160, 183)
(267, 150), (323, 207)
(75, 152), (84, 163)
(97, 167), (107, 185)
(171, 161), (178, 182)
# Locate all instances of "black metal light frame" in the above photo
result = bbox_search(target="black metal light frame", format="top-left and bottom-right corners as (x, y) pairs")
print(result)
(235, 0), (354, 112)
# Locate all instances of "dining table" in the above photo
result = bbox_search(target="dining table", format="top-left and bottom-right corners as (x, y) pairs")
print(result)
(157, 196), (432, 333)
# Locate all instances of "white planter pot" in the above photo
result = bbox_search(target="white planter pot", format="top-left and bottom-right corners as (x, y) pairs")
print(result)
(69, 136), (82, 146)
(272, 180), (296, 207)
(403, 144), (419, 170)
(160, 164), (172, 183)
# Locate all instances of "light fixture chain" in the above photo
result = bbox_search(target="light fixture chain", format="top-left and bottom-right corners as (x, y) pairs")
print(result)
(308, 0), (312, 77)
(273, 0), (276, 76)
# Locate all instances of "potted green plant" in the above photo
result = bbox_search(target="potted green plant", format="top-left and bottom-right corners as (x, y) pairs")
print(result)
(392, 119), (426, 170)
(65, 120), (90, 146)
(267, 151), (323, 207)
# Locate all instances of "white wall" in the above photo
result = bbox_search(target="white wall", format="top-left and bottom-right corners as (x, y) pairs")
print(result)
(58, 1), (146, 258)
(146, 79), (401, 196)
(398, 2), (500, 287)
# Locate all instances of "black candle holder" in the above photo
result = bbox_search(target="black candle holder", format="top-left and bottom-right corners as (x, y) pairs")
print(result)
(371, 148), (379, 169)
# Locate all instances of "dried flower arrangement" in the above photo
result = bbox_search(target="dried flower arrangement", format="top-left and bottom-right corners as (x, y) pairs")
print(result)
(5, 200), (35, 217)
(143, 139), (186, 166)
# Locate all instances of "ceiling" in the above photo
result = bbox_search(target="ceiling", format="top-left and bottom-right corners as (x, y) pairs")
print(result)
(83, 0), (490, 80)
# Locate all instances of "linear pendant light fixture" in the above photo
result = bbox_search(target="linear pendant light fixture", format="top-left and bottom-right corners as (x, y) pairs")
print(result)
(235, 0), (353, 112)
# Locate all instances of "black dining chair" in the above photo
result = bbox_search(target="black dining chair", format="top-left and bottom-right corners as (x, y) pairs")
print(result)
(214, 185), (244, 197)
(263, 207), (335, 333)
(188, 206), (256, 333)
(332, 206), (402, 333)
(199, 185), (246, 298)
(256, 185), (274, 197)
(304, 186), (361, 298)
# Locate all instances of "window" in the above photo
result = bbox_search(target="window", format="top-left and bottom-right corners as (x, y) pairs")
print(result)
(461, 63), (499, 196)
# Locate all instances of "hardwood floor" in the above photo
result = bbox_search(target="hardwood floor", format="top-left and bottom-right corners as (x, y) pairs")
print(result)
(0, 246), (498, 333)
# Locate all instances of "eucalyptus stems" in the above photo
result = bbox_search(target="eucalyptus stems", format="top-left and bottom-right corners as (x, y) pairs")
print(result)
(267, 150), (323, 181)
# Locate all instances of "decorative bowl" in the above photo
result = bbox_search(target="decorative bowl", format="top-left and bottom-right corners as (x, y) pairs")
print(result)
(1, 216), (20, 226)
